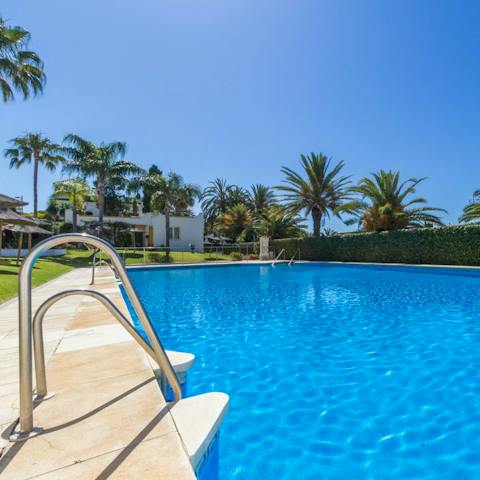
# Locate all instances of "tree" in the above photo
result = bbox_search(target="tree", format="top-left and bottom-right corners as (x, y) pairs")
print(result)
(53, 178), (91, 232)
(276, 153), (351, 237)
(227, 185), (249, 207)
(459, 189), (480, 223)
(62, 134), (143, 224)
(0, 16), (46, 103)
(340, 170), (446, 231)
(144, 172), (200, 248)
(254, 206), (306, 239)
(5, 133), (64, 216)
(248, 184), (276, 214)
(141, 164), (162, 212)
(215, 204), (253, 242)
(201, 178), (232, 227)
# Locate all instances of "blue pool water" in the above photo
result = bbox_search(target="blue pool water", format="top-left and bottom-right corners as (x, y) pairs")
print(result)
(125, 263), (480, 479)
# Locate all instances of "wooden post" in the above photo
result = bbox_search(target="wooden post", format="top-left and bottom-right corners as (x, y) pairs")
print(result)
(28, 233), (32, 251)
(0, 221), (3, 254)
(16, 232), (23, 266)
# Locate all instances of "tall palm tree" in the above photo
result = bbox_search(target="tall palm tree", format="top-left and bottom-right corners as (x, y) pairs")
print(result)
(227, 185), (249, 207)
(0, 17), (46, 103)
(276, 153), (351, 237)
(459, 189), (480, 223)
(5, 133), (64, 216)
(255, 206), (306, 239)
(146, 172), (200, 248)
(340, 170), (446, 231)
(248, 184), (276, 214)
(141, 164), (162, 212)
(62, 134), (143, 224)
(201, 178), (233, 227)
(53, 178), (91, 232)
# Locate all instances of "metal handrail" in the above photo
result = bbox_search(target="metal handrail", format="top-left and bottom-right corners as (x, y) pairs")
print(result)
(90, 248), (117, 285)
(14, 233), (182, 439)
(271, 248), (285, 266)
(33, 289), (159, 398)
(288, 249), (300, 267)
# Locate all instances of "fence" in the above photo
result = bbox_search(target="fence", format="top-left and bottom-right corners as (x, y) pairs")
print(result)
(104, 243), (263, 266)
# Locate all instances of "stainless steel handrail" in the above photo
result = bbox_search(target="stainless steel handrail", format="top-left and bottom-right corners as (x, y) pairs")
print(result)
(15, 233), (182, 439)
(288, 249), (300, 267)
(271, 248), (285, 267)
(90, 248), (117, 285)
(33, 289), (159, 398)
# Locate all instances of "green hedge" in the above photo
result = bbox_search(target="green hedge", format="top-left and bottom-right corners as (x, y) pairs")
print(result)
(271, 225), (480, 266)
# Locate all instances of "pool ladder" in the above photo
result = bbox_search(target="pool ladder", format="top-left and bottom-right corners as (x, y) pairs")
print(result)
(271, 249), (285, 266)
(10, 233), (182, 441)
(288, 249), (300, 266)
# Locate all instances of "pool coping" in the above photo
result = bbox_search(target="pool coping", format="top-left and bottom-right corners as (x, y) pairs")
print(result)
(125, 259), (480, 272)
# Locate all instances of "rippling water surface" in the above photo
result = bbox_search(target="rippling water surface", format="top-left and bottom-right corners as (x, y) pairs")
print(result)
(126, 263), (480, 480)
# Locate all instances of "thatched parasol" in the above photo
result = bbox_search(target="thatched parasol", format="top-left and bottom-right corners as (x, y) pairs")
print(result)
(0, 209), (37, 255)
(0, 193), (27, 209)
(3, 223), (51, 265)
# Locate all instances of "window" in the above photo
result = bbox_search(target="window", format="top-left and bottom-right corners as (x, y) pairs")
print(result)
(168, 227), (180, 240)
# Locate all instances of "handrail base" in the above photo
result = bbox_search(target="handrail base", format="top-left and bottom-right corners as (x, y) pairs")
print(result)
(9, 426), (44, 443)
(33, 392), (56, 403)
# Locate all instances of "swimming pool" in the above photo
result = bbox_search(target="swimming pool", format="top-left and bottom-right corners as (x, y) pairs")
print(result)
(126, 263), (480, 479)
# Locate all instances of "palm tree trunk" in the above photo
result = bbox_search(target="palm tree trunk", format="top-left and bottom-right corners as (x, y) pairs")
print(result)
(33, 154), (39, 217)
(312, 209), (322, 237)
(97, 175), (105, 224)
(72, 197), (77, 232)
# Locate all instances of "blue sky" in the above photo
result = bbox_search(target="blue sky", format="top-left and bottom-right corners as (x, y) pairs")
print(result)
(1, 0), (479, 231)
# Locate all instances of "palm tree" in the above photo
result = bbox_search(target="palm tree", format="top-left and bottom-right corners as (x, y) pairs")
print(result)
(62, 134), (143, 224)
(227, 185), (249, 207)
(146, 172), (200, 248)
(459, 189), (480, 223)
(215, 203), (253, 242)
(340, 170), (446, 231)
(276, 153), (351, 237)
(141, 164), (162, 212)
(248, 184), (276, 214)
(0, 17), (46, 103)
(201, 178), (232, 226)
(5, 133), (64, 216)
(255, 206), (306, 239)
(53, 178), (91, 232)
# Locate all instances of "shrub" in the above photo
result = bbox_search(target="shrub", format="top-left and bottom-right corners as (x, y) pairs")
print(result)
(58, 222), (73, 233)
(270, 225), (480, 266)
(230, 251), (243, 261)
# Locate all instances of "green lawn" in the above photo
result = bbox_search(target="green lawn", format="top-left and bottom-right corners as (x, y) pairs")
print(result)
(119, 249), (231, 265)
(0, 248), (234, 304)
(0, 250), (92, 304)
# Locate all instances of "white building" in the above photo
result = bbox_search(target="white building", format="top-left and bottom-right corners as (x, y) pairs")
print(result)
(64, 207), (204, 252)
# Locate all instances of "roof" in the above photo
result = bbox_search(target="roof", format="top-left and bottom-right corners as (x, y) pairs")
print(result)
(3, 224), (51, 234)
(0, 209), (37, 225)
(0, 193), (27, 208)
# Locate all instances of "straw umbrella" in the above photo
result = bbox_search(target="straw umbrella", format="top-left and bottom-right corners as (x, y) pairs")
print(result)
(0, 193), (28, 209)
(0, 194), (30, 255)
(0, 208), (37, 254)
(3, 223), (51, 265)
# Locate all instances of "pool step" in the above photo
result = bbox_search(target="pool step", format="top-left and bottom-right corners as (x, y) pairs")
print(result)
(169, 392), (229, 472)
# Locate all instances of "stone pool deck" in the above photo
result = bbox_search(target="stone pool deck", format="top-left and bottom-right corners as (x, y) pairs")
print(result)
(0, 267), (228, 479)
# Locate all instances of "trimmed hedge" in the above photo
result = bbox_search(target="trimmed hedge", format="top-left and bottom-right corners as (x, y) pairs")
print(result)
(271, 225), (480, 266)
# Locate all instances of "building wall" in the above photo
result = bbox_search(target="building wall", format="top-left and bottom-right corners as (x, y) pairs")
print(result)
(64, 210), (204, 252)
